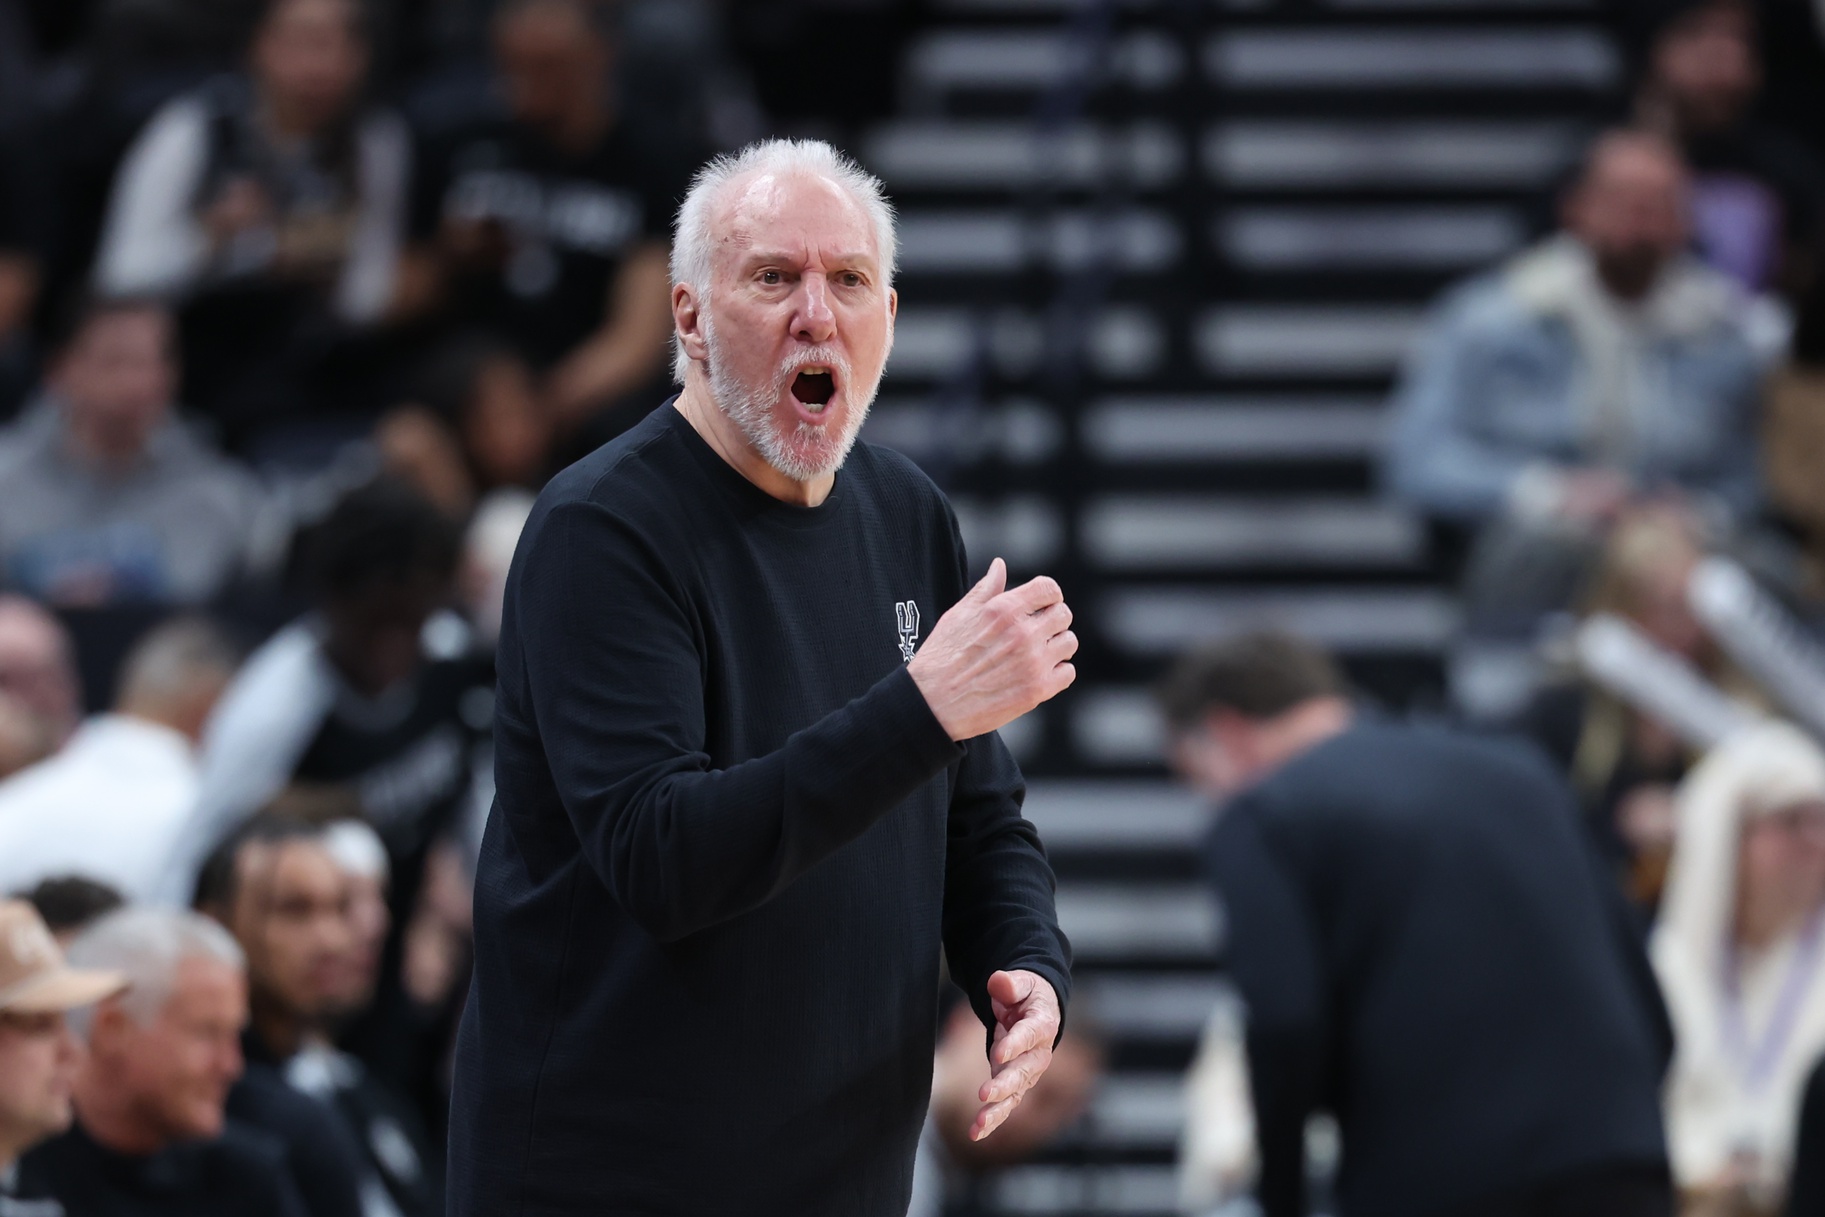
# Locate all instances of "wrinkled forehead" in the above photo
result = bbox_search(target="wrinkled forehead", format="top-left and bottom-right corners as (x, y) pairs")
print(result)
(710, 170), (879, 278)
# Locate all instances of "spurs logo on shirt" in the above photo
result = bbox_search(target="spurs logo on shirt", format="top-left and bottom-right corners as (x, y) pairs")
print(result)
(895, 601), (920, 663)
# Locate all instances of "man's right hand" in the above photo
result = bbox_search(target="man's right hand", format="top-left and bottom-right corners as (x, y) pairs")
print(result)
(908, 557), (1077, 742)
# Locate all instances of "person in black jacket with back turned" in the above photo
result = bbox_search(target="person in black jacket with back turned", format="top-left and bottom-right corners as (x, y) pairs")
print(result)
(1158, 632), (1675, 1217)
(448, 138), (1076, 1217)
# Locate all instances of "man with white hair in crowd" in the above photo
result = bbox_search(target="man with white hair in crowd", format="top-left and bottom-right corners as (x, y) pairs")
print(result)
(15, 908), (310, 1216)
(0, 618), (239, 902)
(197, 817), (439, 1217)
(0, 900), (126, 1214)
(448, 138), (1076, 1215)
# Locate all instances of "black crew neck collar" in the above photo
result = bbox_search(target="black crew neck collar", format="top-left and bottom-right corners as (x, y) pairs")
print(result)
(662, 399), (849, 529)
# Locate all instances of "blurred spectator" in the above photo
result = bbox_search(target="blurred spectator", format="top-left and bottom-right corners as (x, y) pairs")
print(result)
(320, 818), (390, 1016)
(403, 0), (688, 446)
(458, 486), (534, 644)
(159, 478), (489, 1123)
(93, 0), (410, 451)
(1515, 506), (1746, 912)
(1653, 723), (1825, 1212)
(908, 998), (1103, 1217)
(1634, 0), (1825, 303)
(0, 596), (81, 753)
(17, 907), (310, 1216)
(1160, 632), (1675, 1217)
(198, 818), (439, 1217)
(0, 298), (270, 606)
(1385, 130), (1764, 552)
(163, 479), (485, 905)
(1790, 1053), (1825, 1217)
(0, 617), (239, 901)
(0, 900), (127, 1213)
(18, 876), (126, 946)
(375, 338), (558, 518)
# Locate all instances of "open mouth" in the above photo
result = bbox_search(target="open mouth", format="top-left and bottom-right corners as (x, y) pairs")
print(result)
(791, 368), (836, 412)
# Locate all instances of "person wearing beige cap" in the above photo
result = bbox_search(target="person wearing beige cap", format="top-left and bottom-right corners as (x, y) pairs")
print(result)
(0, 899), (126, 1211)
(15, 907), (310, 1217)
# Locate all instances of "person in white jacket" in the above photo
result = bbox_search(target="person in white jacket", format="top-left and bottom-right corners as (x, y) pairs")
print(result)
(91, 0), (408, 447)
(1655, 721), (1825, 1212)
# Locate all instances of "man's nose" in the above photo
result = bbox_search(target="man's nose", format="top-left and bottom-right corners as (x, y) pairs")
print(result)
(792, 275), (837, 344)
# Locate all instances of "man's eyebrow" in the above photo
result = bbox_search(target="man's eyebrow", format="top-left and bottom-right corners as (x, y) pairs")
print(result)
(738, 249), (880, 268)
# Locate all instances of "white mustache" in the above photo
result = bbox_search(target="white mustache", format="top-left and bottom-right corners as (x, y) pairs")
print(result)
(775, 347), (851, 393)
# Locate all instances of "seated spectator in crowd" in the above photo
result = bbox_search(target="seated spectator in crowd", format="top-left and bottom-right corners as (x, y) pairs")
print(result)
(1159, 632), (1675, 1217)
(1653, 723), (1825, 1212)
(1385, 130), (1764, 550)
(320, 819), (391, 1017)
(1515, 506), (1750, 912)
(0, 596), (80, 754)
(403, 0), (689, 449)
(18, 876), (126, 946)
(0, 900), (127, 1214)
(0, 298), (270, 606)
(0, 617), (239, 901)
(92, 0), (410, 451)
(374, 338), (558, 520)
(17, 908), (310, 1216)
(1634, 0), (1825, 303)
(198, 818), (439, 1217)
(908, 996), (1103, 1217)
(159, 477), (490, 1124)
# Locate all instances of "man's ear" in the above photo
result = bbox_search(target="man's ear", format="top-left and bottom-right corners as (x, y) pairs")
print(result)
(672, 284), (708, 364)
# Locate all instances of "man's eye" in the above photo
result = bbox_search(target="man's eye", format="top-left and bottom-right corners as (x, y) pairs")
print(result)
(840, 273), (863, 287)
(760, 270), (781, 285)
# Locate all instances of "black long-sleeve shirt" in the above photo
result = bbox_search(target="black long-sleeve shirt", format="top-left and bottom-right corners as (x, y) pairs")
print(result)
(17, 1120), (309, 1217)
(1206, 723), (1671, 1217)
(448, 403), (1071, 1216)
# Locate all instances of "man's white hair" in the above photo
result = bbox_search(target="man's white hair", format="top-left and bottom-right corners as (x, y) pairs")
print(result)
(64, 907), (244, 1036)
(670, 138), (897, 383)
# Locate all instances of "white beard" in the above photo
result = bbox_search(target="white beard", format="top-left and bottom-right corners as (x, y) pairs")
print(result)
(702, 311), (883, 483)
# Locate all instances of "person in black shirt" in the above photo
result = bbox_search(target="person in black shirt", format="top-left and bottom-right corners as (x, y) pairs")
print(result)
(92, 0), (413, 453)
(199, 817), (440, 1217)
(1158, 632), (1675, 1217)
(405, 0), (689, 449)
(1633, 0), (1825, 303)
(448, 138), (1077, 1216)
(20, 908), (309, 1217)
(157, 479), (489, 1135)
(0, 900), (127, 1217)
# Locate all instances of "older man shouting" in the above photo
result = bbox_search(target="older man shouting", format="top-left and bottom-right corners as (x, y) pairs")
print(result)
(448, 140), (1076, 1215)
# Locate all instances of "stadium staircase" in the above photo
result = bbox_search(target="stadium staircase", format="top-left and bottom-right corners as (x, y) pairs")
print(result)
(854, 0), (1625, 1211)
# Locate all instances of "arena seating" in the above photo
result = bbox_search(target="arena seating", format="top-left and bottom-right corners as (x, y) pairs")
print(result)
(856, 0), (1624, 1210)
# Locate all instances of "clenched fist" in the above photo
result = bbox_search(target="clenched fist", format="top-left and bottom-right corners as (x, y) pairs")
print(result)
(908, 557), (1077, 741)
